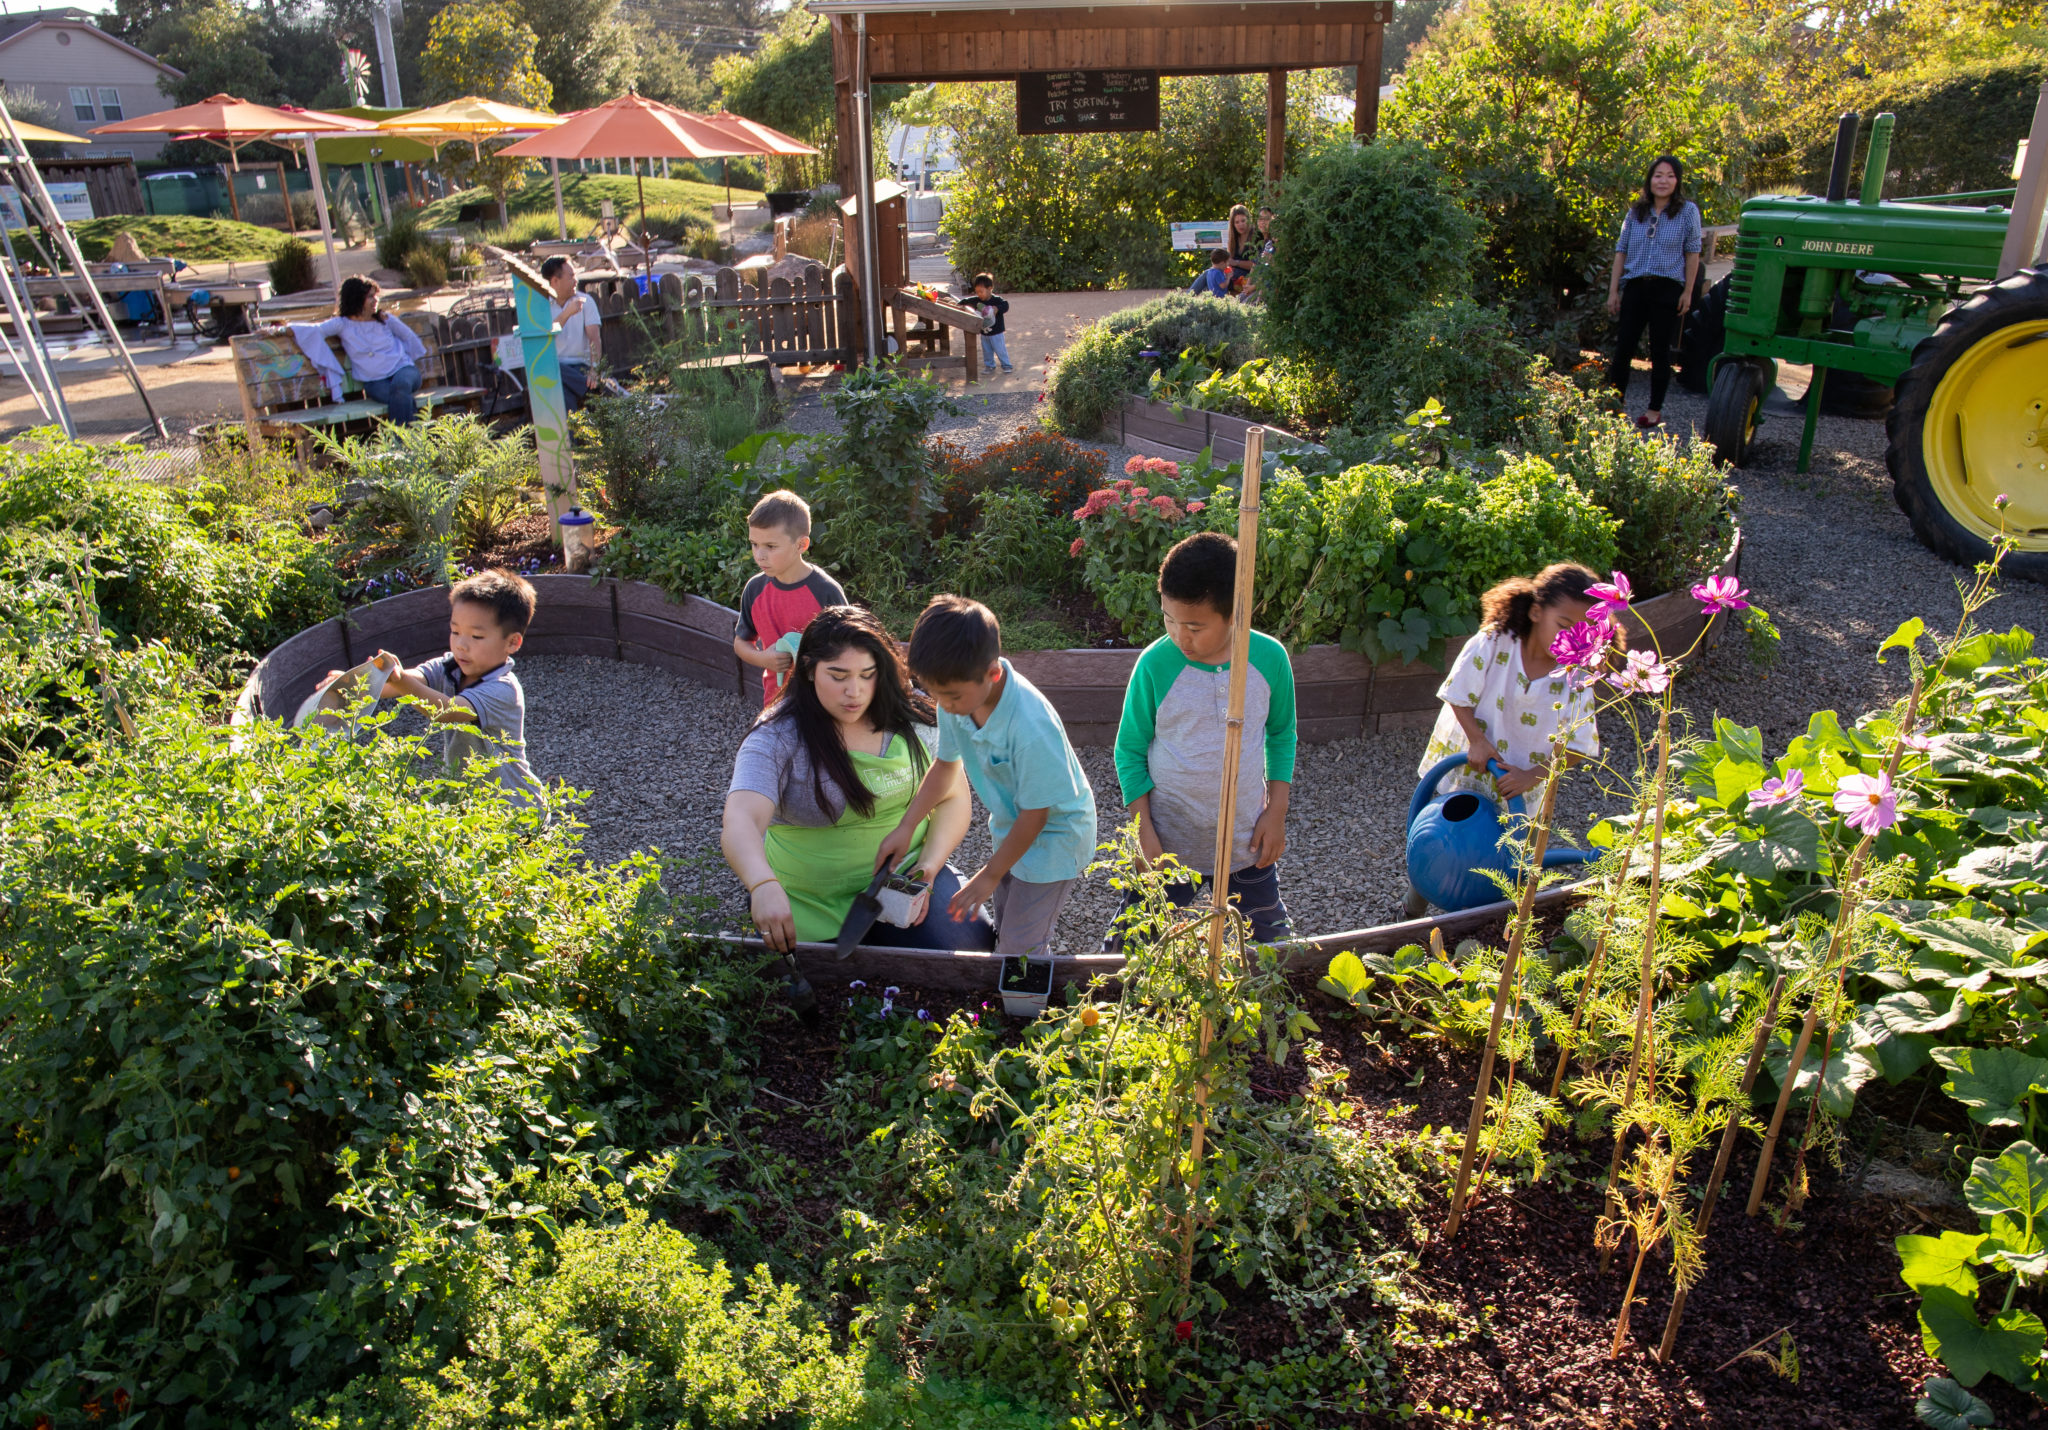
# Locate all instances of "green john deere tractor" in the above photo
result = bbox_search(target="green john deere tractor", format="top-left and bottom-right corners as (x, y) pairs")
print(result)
(1703, 95), (2048, 579)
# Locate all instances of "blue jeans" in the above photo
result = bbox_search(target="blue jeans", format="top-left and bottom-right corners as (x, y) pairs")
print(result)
(875, 865), (996, 951)
(362, 363), (422, 425)
(1104, 861), (1292, 951)
(559, 360), (590, 411)
(981, 332), (1012, 370)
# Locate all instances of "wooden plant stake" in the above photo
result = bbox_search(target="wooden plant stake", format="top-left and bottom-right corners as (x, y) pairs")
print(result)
(1746, 1003), (1819, 1216)
(1548, 803), (1654, 1101)
(1443, 734), (1566, 1240)
(1597, 708), (1672, 1272)
(1178, 426), (1263, 1296)
(1656, 973), (1785, 1361)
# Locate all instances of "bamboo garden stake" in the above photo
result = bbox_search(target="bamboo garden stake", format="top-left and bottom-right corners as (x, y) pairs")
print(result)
(1548, 803), (1654, 1100)
(1656, 973), (1786, 1361)
(1178, 426), (1263, 1294)
(1443, 732), (1566, 1239)
(1747, 1004), (1820, 1216)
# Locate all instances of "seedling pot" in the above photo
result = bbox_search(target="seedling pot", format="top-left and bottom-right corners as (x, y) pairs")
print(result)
(1000, 955), (1055, 1018)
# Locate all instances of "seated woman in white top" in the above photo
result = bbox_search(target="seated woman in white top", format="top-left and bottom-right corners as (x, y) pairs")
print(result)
(541, 256), (603, 412)
(287, 277), (428, 425)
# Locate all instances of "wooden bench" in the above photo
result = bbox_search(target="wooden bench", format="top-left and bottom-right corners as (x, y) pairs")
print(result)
(231, 312), (485, 456)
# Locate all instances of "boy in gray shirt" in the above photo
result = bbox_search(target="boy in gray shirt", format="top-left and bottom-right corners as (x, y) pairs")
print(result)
(375, 569), (545, 810)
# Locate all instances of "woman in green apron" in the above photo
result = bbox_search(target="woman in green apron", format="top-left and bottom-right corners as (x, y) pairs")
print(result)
(722, 605), (995, 952)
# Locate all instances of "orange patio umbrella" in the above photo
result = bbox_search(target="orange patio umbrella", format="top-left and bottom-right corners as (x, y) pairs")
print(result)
(692, 111), (819, 223)
(90, 94), (367, 168)
(501, 94), (753, 273)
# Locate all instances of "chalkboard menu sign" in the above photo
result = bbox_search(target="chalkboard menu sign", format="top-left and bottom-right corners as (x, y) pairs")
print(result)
(1016, 70), (1160, 135)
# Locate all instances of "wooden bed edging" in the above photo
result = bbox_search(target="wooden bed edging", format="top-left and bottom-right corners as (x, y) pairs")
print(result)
(714, 879), (1589, 992)
(1117, 397), (1303, 464)
(237, 528), (1739, 749)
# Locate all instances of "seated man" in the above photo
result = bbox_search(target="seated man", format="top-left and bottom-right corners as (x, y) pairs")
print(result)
(542, 256), (603, 412)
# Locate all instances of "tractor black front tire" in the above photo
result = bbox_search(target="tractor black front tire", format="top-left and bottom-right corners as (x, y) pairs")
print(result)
(1704, 358), (1766, 468)
(1888, 268), (2048, 582)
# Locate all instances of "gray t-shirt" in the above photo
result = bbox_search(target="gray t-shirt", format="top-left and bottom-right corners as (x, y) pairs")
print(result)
(729, 715), (935, 827)
(415, 655), (545, 810)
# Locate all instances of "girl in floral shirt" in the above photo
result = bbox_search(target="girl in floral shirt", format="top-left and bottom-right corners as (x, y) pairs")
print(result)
(1418, 563), (1603, 807)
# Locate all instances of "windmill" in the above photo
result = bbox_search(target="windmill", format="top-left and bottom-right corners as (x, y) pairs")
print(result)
(343, 49), (372, 108)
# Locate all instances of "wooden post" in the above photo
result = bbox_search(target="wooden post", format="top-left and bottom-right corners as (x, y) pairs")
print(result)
(1355, 23), (1386, 139)
(1443, 735), (1565, 1240)
(1747, 1004), (1819, 1216)
(1265, 70), (1286, 182)
(1179, 426), (1264, 1293)
(224, 162), (243, 224)
(830, 14), (860, 202)
(275, 161), (291, 229)
(1658, 974), (1785, 1361)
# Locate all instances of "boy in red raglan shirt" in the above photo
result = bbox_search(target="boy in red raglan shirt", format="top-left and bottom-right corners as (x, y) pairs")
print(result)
(732, 490), (848, 706)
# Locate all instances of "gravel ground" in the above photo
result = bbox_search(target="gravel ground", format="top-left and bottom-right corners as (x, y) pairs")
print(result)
(518, 372), (2048, 953)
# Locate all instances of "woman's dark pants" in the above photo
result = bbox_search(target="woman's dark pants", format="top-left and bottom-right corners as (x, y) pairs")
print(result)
(1607, 275), (1684, 410)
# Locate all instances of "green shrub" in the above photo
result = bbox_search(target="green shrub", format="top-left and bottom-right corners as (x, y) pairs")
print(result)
(932, 427), (1106, 536)
(269, 235), (319, 296)
(629, 201), (715, 249)
(298, 1211), (865, 1430)
(404, 242), (450, 290)
(0, 713), (769, 1425)
(1069, 461), (1217, 640)
(0, 432), (340, 661)
(1522, 383), (1736, 595)
(935, 487), (1086, 601)
(377, 209), (423, 270)
(1354, 297), (1541, 446)
(1259, 138), (1478, 383)
(578, 390), (735, 526)
(595, 505), (751, 602)
(1045, 293), (1257, 437)
(474, 208), (599, 250)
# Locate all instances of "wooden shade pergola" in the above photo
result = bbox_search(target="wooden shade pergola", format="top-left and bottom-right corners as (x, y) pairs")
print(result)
(809, 0), (1391, 358)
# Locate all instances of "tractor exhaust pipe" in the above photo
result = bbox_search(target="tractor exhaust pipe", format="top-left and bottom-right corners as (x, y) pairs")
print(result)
(1826, 112), (1860, 202)
(1861, 113), (1894, 204)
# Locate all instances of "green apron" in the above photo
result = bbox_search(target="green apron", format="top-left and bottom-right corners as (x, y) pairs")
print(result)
(764, 738), (930, 943)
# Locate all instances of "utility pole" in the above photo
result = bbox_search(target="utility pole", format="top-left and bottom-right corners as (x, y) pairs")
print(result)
(373, 0), (404, 108)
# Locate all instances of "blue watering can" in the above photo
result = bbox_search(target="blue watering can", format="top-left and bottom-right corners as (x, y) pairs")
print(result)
(1405, 754), (1593, 913)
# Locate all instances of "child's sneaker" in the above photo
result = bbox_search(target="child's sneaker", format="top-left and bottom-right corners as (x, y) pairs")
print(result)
(1000, 362), (1015, 372)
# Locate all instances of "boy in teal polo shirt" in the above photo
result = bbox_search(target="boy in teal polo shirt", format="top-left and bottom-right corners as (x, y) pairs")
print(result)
(878, 595), (1097, 963)
(1107, 531), (1296, 948)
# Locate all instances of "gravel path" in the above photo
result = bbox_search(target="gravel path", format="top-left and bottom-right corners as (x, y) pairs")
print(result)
(520, 374), (2048, 954)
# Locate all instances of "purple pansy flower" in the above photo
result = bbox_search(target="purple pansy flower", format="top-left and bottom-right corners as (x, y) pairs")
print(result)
(1692, 575), (1750, 614)
(1833, 772), (1898, 836)
(1748, 769), (1804, 810)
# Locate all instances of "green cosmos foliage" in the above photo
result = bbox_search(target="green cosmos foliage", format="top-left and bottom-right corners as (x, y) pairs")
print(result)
(840, 837), (1423, 1424)
(0, 708), (773, 1426)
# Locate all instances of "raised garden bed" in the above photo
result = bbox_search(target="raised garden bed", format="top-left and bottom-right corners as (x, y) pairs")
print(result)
(1114, 397), (1303, 463)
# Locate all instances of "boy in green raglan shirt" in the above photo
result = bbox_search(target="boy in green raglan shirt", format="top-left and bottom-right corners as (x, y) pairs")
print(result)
(1105, 530), (1297, 948)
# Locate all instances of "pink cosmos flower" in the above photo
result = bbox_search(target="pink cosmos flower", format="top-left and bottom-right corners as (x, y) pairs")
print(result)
(1187, 500), (1206, 514)
(1748, 769), (1804, 810)
(1900, 732), (1944, 753)
(1609, 648), (1672, 696)
(1692, 575), (1750, 614)
(1833, 772), (1898, 835)
(1550, 616), (1612, 670)
(1125, 455), (1146, 475)
(1587, 571), (1634, 618)
(1070, 537), (1085, 556)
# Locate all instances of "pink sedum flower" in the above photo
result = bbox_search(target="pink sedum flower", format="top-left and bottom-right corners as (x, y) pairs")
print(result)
(1587, 572), (1633, 618)
(1748, 768), (1804, 810)
(1131, 486), (1149, 499)
(1692, 574), (1750, 614)
(1125, 455), (1146, 475)
(1833, 772), (1898, 835)
(1187, 500), (1206, 514)
(1070, 537), (1085, 556)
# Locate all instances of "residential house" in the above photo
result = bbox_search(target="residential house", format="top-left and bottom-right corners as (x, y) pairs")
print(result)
(0, 7), (183, 160)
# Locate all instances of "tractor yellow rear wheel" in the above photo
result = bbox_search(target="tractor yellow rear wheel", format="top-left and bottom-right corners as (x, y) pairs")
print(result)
(1889, 268), (2048, 580)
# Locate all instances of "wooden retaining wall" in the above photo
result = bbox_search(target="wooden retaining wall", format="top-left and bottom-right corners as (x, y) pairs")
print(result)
(239, 529), (1740, 744)
(1116, 398), (1304, 462)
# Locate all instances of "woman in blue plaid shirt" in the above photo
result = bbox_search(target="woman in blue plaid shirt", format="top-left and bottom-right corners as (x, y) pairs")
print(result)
(1604, 155), (1702, 431)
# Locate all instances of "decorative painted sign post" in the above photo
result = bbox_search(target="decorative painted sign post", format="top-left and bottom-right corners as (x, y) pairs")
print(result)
(497, 249), (580, 534)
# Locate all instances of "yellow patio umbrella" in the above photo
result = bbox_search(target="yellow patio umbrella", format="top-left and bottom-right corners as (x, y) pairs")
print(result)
(375, 97), (562, 160)
(9, 120), (89, 146)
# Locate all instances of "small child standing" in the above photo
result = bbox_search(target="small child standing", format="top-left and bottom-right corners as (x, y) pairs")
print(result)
(1417, 562), (1603, 811)
(1190, 248), (1232, 299)
(877, 596), (1097, 966)
(374, 569), (547, 810)
(970, 273), (1013, 374)
(1108, 532), (1296, 947)
(733, 490), (848, 706)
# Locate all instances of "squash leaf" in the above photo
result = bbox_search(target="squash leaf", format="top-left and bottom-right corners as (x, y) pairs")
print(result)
(1936, 1050), (2048, 1128)
(1916, 1286), (2045, 1388)
(1897, 1230), (1988, 1297)
(1317, 952), (1374, 1007)
(1914, 1376), (1994, 1429)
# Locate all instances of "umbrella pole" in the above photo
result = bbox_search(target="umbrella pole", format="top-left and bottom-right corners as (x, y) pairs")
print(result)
(723, 156), (732, 248)
(303, 139), (342, 306)
(636, 166), (650, 278)
(551, 157), (566, 241)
